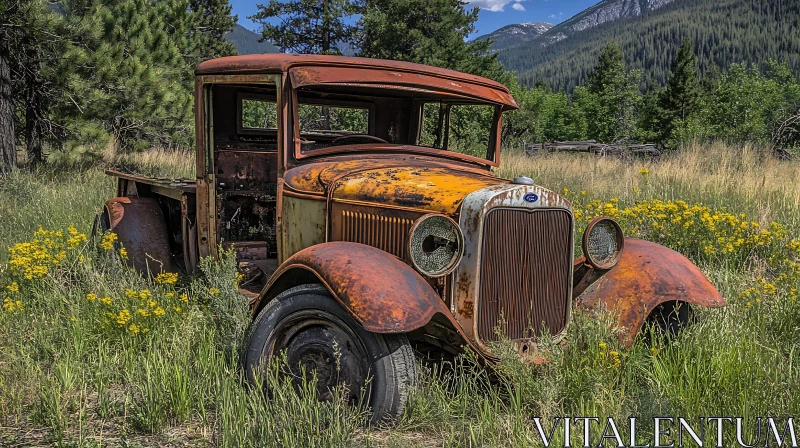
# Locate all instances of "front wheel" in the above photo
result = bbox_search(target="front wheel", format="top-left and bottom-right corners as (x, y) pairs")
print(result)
(243, 284), (417, 424)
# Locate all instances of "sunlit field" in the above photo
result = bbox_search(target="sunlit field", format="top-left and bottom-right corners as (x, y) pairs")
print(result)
(1, 143), (799, 446)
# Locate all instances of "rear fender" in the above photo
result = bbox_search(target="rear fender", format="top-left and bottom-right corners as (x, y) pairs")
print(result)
(253, 242), (485, 353)
(104, 197), (175, 274)
(574, 238), (727, 347)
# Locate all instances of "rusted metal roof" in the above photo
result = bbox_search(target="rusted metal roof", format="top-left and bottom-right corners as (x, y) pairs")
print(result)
(195, 54), (517, 108)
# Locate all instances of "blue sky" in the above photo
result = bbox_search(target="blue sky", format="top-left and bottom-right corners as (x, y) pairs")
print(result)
(229, 0), (600, 37)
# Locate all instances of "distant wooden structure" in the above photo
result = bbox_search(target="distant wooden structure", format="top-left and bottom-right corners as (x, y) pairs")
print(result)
(523, 141), (662, 160)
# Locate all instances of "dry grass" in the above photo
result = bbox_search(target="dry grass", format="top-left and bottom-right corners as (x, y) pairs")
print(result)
(102, 145), (196, 180)
(498, 141), (800, 230)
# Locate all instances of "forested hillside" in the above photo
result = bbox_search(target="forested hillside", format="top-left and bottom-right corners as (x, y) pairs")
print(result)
(499, 0), (800, 91)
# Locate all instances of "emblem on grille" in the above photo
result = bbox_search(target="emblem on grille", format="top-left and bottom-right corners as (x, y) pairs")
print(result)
(524, 193), (539, 203)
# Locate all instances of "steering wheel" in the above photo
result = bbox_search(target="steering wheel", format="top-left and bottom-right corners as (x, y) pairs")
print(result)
(331, 134), (389, 144)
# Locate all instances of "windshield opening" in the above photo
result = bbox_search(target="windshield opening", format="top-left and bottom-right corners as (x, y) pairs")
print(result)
(293, 84), (500, 164)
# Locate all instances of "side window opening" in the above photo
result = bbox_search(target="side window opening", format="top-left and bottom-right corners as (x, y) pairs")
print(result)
(240, 98), (278, 130)
(298, 104), (369, 134)
(417, 102), (497, 160)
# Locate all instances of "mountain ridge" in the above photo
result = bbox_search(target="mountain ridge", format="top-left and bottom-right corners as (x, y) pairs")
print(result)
(492, 0), (800, 91)
(476, 22), (552, 51)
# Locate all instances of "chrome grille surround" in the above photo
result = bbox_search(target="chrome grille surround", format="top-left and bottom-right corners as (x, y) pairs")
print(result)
(454, 184), (574, 353)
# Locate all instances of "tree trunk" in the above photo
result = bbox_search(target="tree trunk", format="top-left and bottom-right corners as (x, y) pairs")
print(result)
(0, 48), (17, 173)
(24, 47), (43, 165)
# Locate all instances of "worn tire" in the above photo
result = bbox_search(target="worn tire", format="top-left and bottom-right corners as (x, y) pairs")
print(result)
(244, 284), (417, 424)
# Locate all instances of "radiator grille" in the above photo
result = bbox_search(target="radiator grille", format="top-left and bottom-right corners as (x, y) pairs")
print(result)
(340, 210), (414, 259)
(478, 208), (572, 342)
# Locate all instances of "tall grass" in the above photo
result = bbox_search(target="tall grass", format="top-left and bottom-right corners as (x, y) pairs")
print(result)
(1, 142), (799, 446)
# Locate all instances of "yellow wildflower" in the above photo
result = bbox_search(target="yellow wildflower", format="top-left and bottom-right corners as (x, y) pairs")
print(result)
(100, 232), (118, 251)
(153, 307), (165, 317)
(86, 293), (97, 302)
(114, 309), (131, 326)
(209, 287), (220, 296)
(155, 272), (178, 286)
(128, 323), (141, 336)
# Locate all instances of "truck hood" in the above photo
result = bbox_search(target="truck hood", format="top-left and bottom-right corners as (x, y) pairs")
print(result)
(284, 158), (505, 215)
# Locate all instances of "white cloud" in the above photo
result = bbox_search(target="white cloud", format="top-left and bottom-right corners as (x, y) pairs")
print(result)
(465, 0), (526, 12)
(548, 14), (556, 18)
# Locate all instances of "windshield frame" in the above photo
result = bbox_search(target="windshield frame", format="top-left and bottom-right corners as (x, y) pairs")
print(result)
(289, 84), (504, 167)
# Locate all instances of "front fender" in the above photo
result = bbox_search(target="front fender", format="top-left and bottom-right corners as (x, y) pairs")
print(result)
(254, 242), (453, 334)
(574, 238), (727, 346)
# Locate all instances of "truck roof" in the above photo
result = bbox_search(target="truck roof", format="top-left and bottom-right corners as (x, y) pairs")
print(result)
(195, 54), (512, 95)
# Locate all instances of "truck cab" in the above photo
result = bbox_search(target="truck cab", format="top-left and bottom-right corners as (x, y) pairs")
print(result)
(102, 54), (726, 422)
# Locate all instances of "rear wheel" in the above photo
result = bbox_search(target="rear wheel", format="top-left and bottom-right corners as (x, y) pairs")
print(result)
(244, 284), (417, 424)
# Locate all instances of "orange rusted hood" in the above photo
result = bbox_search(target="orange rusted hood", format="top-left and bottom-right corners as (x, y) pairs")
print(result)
(329, 165), (505, 214)
(284, 158), (506, 214)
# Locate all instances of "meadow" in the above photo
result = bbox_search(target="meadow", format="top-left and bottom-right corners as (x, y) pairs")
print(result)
(1, 143), (799, 447)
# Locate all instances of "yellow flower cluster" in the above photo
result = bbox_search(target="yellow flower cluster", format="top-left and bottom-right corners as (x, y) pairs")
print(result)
(3, 296), (24, 313)
(155, 272), (178, 285)
(596, 342), (621, 368)
(86, 285), (195, 337)
(2, 281), (24, 314)
(8, 226), (87, 280)
(99, 232), (118, 251)
(567, 191), (800, 307)
(569, 195), (791, 262)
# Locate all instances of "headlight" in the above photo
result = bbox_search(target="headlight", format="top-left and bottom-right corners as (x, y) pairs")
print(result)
(408, 214), (464, 277)
(582, 217), (624, 269)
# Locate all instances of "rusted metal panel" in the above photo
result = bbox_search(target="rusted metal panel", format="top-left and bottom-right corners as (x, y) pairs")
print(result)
(105, 197), (175, 274)
(195, 55), (515, 100)
(105, 170), (196, 194)
(478, 208), (572, 343)
(575, 238), (728, 347)
(279, 196), (327, 260)
(330, 166), (504, 215)
(289, 66), (517, 109)
(284, 157), (495, 195)
(455, 183), (574, 354)
(258, 242), (452, 333)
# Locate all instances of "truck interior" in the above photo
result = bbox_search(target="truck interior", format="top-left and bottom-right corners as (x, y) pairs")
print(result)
(211, 84), (280, 296)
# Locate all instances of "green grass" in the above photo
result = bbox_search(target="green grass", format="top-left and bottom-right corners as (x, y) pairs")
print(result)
(1, 143), (799, 446)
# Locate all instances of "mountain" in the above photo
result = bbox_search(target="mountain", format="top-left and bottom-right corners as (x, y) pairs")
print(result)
(540, 0), (675, 45)
(496, 0), (800, 92)
(477, 22), (552, 51)
(226, 24), (279, 55)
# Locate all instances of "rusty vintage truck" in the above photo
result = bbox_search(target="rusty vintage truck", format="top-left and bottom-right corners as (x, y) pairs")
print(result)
(101, 54), (727, 422)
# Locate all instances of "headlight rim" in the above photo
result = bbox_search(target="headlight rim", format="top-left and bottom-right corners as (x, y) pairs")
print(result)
(581, 216), (624, 270)
(407, 213), (464, 278)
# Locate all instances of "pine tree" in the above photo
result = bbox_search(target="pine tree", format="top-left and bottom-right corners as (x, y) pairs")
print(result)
(188, 0), (238, 64)
(250, 0), (360, 55)
(581, 44), (642, 143)
(0, 0), (63, 169)
(588, 44), (626, 95)
(657, 39), (701, 144)
(357, 0), (504, 81)
(58, 0), (236, 151)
